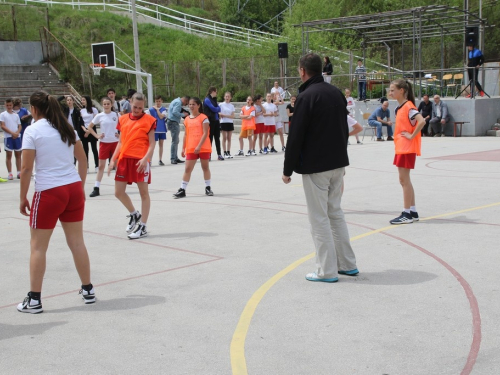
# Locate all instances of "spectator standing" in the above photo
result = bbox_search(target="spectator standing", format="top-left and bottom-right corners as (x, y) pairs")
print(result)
(417, 94), (433, 136)
(106, 88), (121, 114)
(286, 95), (295, 128)
(270, 81), (284, 98)
(429, 95), (449, 137)
(282, 53), (358, 283)
(467, 45), (485, 97)
(219, 92), (235, 159)
(80, 96), (99, 172)
(120, 89), (136, 115)
(345, 89), (362, 144)
(1, 98), (22, 180)
(203, 87), (223, 161)
(353, 59), (367, 101)
(262, 93), (278, 154)
(322, 56), (333, 83)
(368, 101), (394, 141)
(12, 98), (32, 137)
(167, 96), (190, 164)
(149, 95), (168, 165)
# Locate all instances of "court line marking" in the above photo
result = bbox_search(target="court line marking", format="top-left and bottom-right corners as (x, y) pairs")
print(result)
(230, 201), (500, 375)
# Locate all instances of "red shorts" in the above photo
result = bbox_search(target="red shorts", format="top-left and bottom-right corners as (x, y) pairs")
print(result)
(254, 123), (265, 134)
(393, 153), (416, 169)
(99, 142), (118, 160)
(30, 182), (84, 229)
(115, 157), (151, 185)
(186, 152), (210, 160)
(265, 125), (276, 133)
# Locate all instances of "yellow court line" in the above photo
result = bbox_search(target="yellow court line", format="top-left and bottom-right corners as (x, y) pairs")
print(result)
(230, 201), (500, 375)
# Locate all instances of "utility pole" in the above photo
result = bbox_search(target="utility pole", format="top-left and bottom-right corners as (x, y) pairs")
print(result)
(131, 0), (142, 93)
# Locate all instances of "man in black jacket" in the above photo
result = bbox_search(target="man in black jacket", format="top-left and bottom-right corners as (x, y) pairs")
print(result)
(282, 53), (358, 283)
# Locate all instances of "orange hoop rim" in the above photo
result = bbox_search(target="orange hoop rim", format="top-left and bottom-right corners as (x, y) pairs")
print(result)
(92, 63), (105, 68)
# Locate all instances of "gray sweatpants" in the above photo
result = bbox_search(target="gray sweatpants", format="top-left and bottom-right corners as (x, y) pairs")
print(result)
(302, 168), (357, 278)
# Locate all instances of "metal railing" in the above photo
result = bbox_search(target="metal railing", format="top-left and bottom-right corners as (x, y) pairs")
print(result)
(12, 0), (280, 45)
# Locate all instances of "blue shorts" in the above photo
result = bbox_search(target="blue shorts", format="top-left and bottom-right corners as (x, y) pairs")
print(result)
(4, 137), (22, 152)
(155, 133), (167, 141)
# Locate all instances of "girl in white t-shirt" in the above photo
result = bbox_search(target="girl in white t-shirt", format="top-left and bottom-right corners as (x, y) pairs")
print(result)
(17, 91), (95, 314)
(252, 94), (265, 154)
(219, 92), (235, 159)
(273, 92), (286, 151)
(262, 93), (278, 154)
(345, 88), (362, 144)
(84, 97), (119, 197)
(80, 96), (100, 172)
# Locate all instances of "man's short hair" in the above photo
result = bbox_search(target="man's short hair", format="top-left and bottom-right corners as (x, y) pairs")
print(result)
(423, 94), (429, 98)
(107, 88), (115, 94)
(5, 98), (13, 104)
(155, 95), (163, 100)
(357, 59), (363, 63)
(299, 53), (322, 76)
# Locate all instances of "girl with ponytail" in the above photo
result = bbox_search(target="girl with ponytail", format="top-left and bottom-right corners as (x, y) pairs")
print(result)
(388, 79), (426, 225)
(17, 91), (95, 314)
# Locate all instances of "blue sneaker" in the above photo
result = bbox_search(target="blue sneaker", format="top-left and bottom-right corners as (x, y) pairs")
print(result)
(305, 272), (338, 283)
(338, 269), (359, 276)
(263, 147), (268, 154)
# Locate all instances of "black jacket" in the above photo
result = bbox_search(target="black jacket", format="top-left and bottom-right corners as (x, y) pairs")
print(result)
(57, 96), (85, 139)
(323, 62), (333, 75)
(283, 75), (349, 176)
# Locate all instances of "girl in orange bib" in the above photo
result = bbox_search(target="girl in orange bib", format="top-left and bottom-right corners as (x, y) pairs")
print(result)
(173, 97), (213, 198)
(389, 79), (426, 225)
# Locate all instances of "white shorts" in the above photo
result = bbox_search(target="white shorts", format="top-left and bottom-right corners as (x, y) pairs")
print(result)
(276, 121), (284, 130)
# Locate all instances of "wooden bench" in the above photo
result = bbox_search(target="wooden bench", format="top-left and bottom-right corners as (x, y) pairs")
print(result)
(452, 121), (469, 137)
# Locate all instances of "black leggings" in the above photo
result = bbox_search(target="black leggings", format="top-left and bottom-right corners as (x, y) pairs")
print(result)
(467, 68), (483, 92)
(209, 120), (221, 156)
(82, 135), (99, 168)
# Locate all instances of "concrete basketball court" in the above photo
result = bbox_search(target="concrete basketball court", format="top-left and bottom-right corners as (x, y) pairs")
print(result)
(1, 133), (499, 374)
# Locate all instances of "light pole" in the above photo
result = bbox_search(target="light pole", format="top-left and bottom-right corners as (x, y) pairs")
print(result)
(131, 0), (142, 93)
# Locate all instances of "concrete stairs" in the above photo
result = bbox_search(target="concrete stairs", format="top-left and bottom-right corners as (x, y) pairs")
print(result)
(0, 64), (71, 111)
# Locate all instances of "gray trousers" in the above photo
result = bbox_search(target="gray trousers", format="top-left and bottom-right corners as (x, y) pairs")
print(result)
(302, 168), (357, 278)
(430, 116), (445, 134)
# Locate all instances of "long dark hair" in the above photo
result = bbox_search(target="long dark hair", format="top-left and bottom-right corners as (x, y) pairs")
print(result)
(324, 56), (330, 64)
(391, 79), (416, 105)
(82, 95), (93, 113)
(190, 97), (204, 114)
(253, 94), (262, 103)
(206, 86), (217, 97)
(30, 91), (76, 146)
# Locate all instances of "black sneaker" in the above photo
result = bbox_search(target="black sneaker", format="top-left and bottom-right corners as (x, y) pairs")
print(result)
(128, 224), (148, 239)
(159, 160), (165, 166)
(126, 212), (141, 233)
(282, 146), (286, 151)
(171, 160), (178, 164)
(173, 188), (186, 199)
(236, 150), (244, 156)
(175, 159), (185, 164)
(17, 293), (43, 314)
(89, 187), (100, 197)
(205, 186), (214, 196)
(270, 147), (278, 153)
(79, 288), (96, 304)
(411, 211), (419, 221)
(390, 211), (414, 225)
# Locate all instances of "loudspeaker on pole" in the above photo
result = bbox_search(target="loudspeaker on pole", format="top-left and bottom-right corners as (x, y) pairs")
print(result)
(465, 26), (479, 47)
(278, 43), (288, 59)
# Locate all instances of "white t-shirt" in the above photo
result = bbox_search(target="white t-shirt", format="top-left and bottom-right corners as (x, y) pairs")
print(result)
(81, 107), (99, 127)
(271, 87), (284, 97)
(92, 112), (119, 143)
(346, 96), (356, 113)
(219, 102), (235, 124)
(22, 118), (81, 192)
(254, 104), (264, 124)
(0, 111), (21, 138)
(262, 102), (277, 126)
(347, 115), (358, 133)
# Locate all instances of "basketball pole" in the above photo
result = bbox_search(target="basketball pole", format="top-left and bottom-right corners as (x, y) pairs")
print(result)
(106, 67), (153, 109)
(131, 0), (143, 93)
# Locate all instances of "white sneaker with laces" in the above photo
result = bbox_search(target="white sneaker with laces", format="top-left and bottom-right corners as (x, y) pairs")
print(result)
(128, 224), (148, 239)
(126, 212), (141, 233)
(17, 294), (43, 314)
(79, 288), (96, 304)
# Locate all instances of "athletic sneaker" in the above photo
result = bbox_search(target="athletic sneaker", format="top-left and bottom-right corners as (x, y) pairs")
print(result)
(173, 188), (186, 199)
(0, 177), (7, 182)
(8, 173), (13, 180)
(159, 160), (165, 166)
(79, 288), (96, 304)
(246, 150), (252, 157)
(390, 211), (414, 225)
(205, 186), (214, 196)
(17, 172), (21, 179)
(411, 211), (419, 221)
(236, 150), (244, 156)
(17, 293), (43, 314)
(357, 141), (363, 145)
(259, 149), (264, 154)
(387, 136), (394, 141)
(89, 187), (100, 197)
(270, 147), (278, 153)
(305, 272), (338, 283)
(126, 212), (142, 233)
(263, 147), (268, 154)
(338, 269), (359, 276)
(218, 155), (224, 161)
(227, 152), (233, 159)
(128, 224), (148, 239)
(480, 91), (485, 97)
(282, 146), (286, 151)
(251, 150), (257, 156)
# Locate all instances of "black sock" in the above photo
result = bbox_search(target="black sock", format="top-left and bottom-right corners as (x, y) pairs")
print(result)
(29, 291), (41, 301)
(81, 283), (93, 292)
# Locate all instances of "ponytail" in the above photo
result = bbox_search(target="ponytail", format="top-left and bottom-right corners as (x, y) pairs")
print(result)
(391, 78), (416, 105)
(30, 91), (76, 146)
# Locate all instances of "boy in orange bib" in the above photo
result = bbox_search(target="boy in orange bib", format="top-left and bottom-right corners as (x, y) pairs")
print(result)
(389, 79), (426, 225)
(173, 97), (213, 199)
(108, 93), (156, 239)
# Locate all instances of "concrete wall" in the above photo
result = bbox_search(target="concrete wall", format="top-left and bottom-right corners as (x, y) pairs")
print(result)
(351, 97), (500, 136)
(0, 42), (43, 65)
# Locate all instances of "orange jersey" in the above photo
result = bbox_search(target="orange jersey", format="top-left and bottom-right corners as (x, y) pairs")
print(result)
(117, 113), (156, 160)
(394, 101), (421, 155)
(184, 114), (211, 154)
(240, 105), (256, 130)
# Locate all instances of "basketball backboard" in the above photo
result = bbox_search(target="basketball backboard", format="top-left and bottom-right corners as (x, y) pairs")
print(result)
(91, 42), (116, 67)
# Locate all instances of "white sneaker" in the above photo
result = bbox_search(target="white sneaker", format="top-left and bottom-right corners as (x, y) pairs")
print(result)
(246, 150), (251, 157)
(126, 212), (141, 233)
(17, 293), (43, 314)
(7, 173), (13, 180)
(79, 288), (96, 304)
(128, 224), (148, 239)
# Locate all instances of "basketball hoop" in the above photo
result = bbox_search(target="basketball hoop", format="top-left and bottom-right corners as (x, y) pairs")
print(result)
(91, 63), (105, 76)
